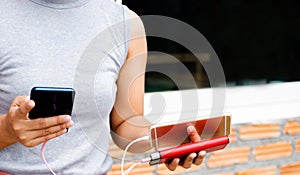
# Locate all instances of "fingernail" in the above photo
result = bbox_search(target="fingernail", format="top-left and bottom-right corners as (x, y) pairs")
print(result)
(61, 129), (67, 134)
(28, 100), (35, 107)
(200, 151), (206, 156)
(187, 126), (194, 133)
(191, 153), (197, 159)
(66, 120), (74, 127)
(64, 115), (71, 122)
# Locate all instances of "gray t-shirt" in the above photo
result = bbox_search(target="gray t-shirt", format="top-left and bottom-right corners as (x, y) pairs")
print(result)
(0, 0), (129, 174)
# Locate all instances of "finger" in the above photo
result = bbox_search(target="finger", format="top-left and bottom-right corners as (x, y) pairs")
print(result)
(187, 126), (201, 143)
(22, 129), (67, 148)
(35, 120), (74, 137)
(16, 100), (35, 119)
(12, 96), (35, 120)
(182, 153), (197, 169)
(194, 151), (206, 165)
(165, 158), (180, 171)
(24, 120), (74, 140)
(10, 96), (29, 108)
(26, 115), (72, 130)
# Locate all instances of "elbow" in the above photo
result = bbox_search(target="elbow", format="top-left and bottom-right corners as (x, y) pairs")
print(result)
(110, 130), (151, 153)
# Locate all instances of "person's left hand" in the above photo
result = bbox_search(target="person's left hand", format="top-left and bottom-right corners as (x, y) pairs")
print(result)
(165, 126), (206, 171)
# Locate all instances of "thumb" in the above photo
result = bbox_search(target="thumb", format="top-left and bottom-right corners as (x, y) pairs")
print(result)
(11, 96), (35, 120)
(187, 126), (201, 143)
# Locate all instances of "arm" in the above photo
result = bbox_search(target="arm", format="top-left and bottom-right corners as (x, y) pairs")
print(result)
(110, 10), (206, 170)
(110, 10), (151, 153)
(0, 96), (73, 149)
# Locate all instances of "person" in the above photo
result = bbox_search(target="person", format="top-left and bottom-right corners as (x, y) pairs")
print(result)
(0, 0), (206, 174)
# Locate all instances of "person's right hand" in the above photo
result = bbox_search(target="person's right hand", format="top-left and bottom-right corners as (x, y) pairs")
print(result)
(6, 96), (74, 147)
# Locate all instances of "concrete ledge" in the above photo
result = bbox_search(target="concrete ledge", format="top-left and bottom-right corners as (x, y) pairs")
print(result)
(144, 82), (300, 125)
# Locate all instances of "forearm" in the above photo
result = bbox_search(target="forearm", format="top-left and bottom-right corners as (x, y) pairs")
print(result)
(112, 115), (152, 153)
(0, 114), (17, 149)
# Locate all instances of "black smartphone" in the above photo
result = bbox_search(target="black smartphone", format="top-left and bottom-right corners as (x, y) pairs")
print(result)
(28, 87), (75, 119)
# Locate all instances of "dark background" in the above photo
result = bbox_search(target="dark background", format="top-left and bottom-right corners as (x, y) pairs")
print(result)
(123, 0), (300, 92)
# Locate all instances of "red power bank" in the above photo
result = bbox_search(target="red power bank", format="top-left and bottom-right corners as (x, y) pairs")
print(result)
(149, 135), (229, 165)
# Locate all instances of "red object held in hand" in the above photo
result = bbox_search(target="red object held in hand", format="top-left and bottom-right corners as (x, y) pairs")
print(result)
(149, 135), (229, 165)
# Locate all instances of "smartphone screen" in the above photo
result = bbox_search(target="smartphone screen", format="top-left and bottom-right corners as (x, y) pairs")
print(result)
(149, 114), (231, 150)
(28, 87), (75, 119)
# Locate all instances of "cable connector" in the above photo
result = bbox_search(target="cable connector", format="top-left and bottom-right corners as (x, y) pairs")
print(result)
(121, 136), (150, 175)
(121, 135), (230, 174)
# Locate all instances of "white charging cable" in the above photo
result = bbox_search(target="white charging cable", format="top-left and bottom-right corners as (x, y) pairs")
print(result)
(121, 136), (150, 175)
(41, 141), (56, 175)
(41, 135), (149, 175)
